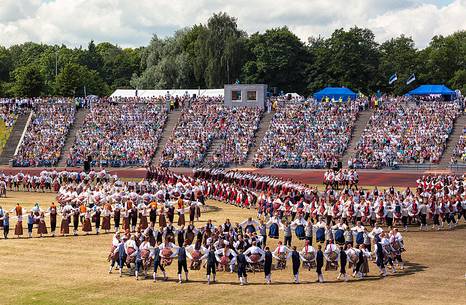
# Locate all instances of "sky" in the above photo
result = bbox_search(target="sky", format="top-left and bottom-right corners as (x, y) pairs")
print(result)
(0, 0), (465, 49)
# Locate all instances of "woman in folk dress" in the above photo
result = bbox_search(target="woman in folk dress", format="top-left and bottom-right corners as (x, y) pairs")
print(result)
(82, 209), (92, 235)
(37, 212), (48, 237)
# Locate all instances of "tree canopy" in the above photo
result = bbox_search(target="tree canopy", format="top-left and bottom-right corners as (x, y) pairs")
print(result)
(0, 12), (464, 97)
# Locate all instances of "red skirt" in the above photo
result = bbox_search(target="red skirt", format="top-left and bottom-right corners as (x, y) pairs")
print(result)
(102, 216), (111, 230)
(82, 219), (92, 232)
(60, 219), (69, 234)
(38, 221), (48, 234)
(15, 222), (23, 236)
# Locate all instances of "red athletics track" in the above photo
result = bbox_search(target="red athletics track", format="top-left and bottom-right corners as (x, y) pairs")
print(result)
(0, 166), (461, 187)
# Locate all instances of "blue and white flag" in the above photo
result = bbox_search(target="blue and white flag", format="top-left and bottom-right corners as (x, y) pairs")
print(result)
(388, 73), (398, 85)
(406, 73), (416, 85)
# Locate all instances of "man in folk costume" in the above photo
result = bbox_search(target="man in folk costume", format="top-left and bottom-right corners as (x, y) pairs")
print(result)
(290, 246), (305, 284)
(337, 245), (348, 281)
(114, 235), (127, 277)
(418, 200), (428, 231)
(72, 207), (80, 236)
(263, 246), (273, 284)
(315, 244), (324, 283)
(151, 241), (168, 282)
(46, 202), (58, 237)
(174, 241), (191, 283)
(374, 235), (387, 277)
(201, 245), (217, 285)
(27, 211), (34, 238)
(236, 249), (248, 286)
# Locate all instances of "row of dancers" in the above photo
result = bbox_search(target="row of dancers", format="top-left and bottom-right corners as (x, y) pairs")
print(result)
(108, 221), (405, 285)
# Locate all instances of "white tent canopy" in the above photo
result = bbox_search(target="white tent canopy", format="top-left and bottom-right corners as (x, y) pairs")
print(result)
(110, 88), (224, 98)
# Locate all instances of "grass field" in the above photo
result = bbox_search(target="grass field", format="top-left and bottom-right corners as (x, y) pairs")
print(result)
(0, 191), (465, 305)
(0, 120), (12, 154)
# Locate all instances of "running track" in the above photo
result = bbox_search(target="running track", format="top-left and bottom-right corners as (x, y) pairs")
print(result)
(1, 166), (459, 187)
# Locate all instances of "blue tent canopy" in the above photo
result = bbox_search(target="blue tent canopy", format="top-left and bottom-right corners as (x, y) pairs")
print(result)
(406, 84), (456, 99)
(313, 87), (357, 101)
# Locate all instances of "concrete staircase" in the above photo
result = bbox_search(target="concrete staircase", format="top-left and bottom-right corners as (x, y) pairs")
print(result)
(244, 111), (274, 167)
(0, 111), (30, 165)
(201, 138), (224, 165)
(57, 108), (89, 167)
(438, 113), (466, 167)
(151, 110), (182, 166)
(341, 109), (374, 167)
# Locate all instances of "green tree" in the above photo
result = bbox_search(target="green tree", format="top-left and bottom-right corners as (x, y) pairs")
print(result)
(377, 35), (418, 95)
(201, 12), (247, 87)
(242, 27), (309, 94)
(11, 64), (45, 97)
(308, 27), (380, 94)
(55, 63), (109, 96)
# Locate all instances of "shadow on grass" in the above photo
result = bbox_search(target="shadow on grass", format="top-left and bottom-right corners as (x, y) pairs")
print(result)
(114, 261), (428, 286)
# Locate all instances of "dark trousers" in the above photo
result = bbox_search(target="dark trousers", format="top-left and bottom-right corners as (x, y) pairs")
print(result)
(178, 260), (188, 274)
(284, 235), (292, 247)
(238, 266), (247, 278)
(206, 263), (216, 275)
(118, 255), (127, 269)
(153, 260), (165, 273)
(27, 223), (33, 233)
(3, 225), (9, 238)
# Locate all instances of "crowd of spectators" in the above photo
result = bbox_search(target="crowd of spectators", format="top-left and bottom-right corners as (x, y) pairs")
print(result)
(0, 98), (32, 127)
(13, 99), (76, 167)
(160, 97), (262, 167)
(452, 125), (466, 163)
(349, 98), (461, 169)
(253, 100), (362, 168)
(66, 98), (167, 167)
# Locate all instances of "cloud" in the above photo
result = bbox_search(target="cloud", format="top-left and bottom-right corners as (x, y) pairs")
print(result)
(0, 0), (464, 48)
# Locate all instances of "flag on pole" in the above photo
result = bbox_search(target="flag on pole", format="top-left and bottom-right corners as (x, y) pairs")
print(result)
(406, 73), (416, 85)
(388, 73), (398, 85)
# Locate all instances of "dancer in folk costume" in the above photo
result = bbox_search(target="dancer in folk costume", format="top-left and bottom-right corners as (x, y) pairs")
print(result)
(272, 241), (291, 270)
(101, 202), (112, 233)
(300, 240), (317, 271)
(14, 203), (24, 238)
(72, 207), (80, 236)
(257, 245), (271, 282)
(151, 241), (168, 282)
(37, 212), (48, 237)
(82, 208), (93, 235)
(202, 245), (217, 284)
(324, 240), (340, 271)
(315, 244), (324, 283)
(48, 202), (58, 236)
(27, 211), (34, 238)
(176, 196), (186, 227)
(60, 204), (72, 236)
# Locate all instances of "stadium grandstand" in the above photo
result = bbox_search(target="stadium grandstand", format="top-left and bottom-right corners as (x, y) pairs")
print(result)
(0, 86), (463, 172)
